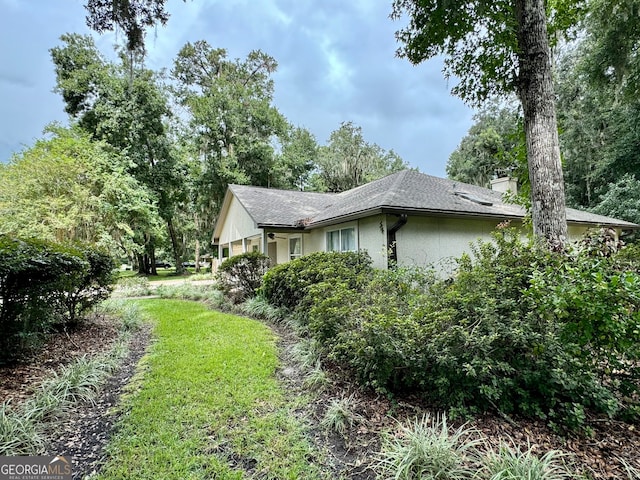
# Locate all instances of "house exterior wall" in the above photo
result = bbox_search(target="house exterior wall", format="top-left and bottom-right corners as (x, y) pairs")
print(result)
(394, 216), (503, 275)
(218, 197), (260, 245)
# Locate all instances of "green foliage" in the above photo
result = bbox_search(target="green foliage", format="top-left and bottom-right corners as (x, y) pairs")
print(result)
(480, 442), (575, 479)
(0, 235), (114, 364)
(286, 230), (640, 430)
(391, 0), (584, 106)
(446, 101), (527, 191)
(216, 252), (270, 304)
(239, 295), (285, 323)
(260, 251), (373, 311)
(320, 394), (360, 436)
(84, 0), (172, 53)
(310, 121), (408, 192)
(376, 413), (481, 480)
(0, 340), (128, 455)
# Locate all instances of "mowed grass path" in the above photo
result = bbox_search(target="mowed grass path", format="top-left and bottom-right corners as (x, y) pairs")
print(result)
(97, 299), (326, 480)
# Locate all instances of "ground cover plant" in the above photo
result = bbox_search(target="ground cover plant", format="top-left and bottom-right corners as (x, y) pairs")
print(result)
(0, 331), (132, 456)
(96, 299), (328, 480)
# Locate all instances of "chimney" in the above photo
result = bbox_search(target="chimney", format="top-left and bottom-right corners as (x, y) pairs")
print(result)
(490, 177), (518, 195)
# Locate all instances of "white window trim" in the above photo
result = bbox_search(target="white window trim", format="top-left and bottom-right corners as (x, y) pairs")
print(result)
(325, 224), (358, 252)
(289, 234), (303, 261)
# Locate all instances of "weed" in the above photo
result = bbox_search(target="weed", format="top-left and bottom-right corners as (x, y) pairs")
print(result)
(377, 413), (481, 480)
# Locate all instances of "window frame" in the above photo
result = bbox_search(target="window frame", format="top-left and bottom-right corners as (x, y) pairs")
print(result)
(325, 225), (357, 253)
(289, 235), (303, 261)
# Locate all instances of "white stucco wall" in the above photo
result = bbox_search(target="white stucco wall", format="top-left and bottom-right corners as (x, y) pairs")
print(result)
(394, 216), (504, 275)
(218, 197), (260, 245)
(357, 215), (388, 269)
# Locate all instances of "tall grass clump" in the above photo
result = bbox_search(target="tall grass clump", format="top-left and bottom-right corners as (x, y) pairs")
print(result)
(376, 413), (481, 480)
(240, 295), (285, 322)
(320, 394), (360, 436)
(479, 442), (575, 480)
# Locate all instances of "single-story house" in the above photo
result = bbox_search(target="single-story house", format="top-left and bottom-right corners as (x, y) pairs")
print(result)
(212, 170), (638, 274)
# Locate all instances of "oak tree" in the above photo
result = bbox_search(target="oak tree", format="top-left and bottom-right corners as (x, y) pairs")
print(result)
(392, 0), (584, 247)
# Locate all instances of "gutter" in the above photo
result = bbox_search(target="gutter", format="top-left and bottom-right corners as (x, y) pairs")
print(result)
(387, 214), (408, 268)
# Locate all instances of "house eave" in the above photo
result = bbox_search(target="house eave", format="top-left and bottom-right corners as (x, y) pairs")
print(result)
(306, 206), (526, 229)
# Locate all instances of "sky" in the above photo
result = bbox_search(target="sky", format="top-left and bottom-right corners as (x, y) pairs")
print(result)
(0, 0), (475, 177)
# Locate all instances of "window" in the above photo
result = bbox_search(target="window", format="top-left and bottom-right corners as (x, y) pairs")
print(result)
(252, 245), (259, 252)
(289, 236), (302, 260)
(326, 227), (356, 252)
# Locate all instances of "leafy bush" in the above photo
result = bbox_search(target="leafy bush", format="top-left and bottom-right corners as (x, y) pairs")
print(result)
(0, 235), (114, 364)
(216, 252), (270, 303)
(298, 229), (640, 430)
(260, 251), (373, 310)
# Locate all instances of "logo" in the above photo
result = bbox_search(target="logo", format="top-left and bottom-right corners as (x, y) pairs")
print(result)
(0, 456), (72, 480)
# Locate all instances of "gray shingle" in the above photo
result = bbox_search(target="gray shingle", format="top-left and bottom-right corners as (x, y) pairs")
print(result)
(229, 170), (638, 229)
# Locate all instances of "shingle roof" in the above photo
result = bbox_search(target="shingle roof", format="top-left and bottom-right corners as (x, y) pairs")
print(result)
(229, 184), (335, 227)
(228, 170), (638, 230)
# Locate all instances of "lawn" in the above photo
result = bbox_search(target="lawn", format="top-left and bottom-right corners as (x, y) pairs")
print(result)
(96, 299), (326, 480)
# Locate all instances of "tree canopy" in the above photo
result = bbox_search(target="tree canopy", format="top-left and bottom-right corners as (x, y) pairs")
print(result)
(392, 0), (584, 247)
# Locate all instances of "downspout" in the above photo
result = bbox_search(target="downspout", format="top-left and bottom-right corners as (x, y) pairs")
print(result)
(387, 214), (408, 269)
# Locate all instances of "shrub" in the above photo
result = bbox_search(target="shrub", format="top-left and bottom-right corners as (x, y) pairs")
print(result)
(0, 235), (114, 364)
(48, 244), (114, 326)
(304, 229), (640, 430)
(260, 251), (373, 311)
(216, 252), (270, 303)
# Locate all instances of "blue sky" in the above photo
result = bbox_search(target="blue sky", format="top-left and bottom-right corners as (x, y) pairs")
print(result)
(0, 0), (474, 177)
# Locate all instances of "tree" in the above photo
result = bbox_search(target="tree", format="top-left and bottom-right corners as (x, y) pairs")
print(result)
(50, 34), (185, 273)
(447, 102), (526, 189)
(0, 126), (163, 259)
(311, 122), (408, 193)
(555, 5), (640, 213)
(274, 126), (319, 191)
(392, 0), (582, 247)
(172, 41), (288, 246)
(84, 0), (179, 53)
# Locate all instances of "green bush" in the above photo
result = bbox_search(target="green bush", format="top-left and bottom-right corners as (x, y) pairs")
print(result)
(0, 235), (114, 364)
(299, 229), (640, 430)
(260, 251), (373, 311)
(216, 251), (270, 304)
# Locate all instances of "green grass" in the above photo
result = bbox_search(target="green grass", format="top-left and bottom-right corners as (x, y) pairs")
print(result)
(116, 268), (189, 282)
(97, 300), (326, 480)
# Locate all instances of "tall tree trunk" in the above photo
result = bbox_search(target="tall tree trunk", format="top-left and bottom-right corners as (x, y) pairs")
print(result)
(167, 218), (185, 274)
(515, 0), (567, 249)
(194, 239), (201, 273)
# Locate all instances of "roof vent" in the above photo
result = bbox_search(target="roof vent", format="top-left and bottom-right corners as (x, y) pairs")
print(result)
(453, 191), (493, 206)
